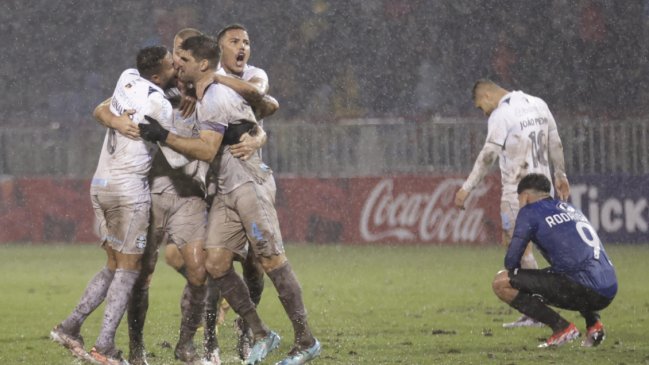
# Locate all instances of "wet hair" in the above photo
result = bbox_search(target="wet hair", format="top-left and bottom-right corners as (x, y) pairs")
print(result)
(180, 34), (220, 68)
(472, 78), (498, 100)
(175, 27), (203, 41)
(136, 46), (168, 79)
(216, 23), (248, 45)
(517, 173), (552, 195)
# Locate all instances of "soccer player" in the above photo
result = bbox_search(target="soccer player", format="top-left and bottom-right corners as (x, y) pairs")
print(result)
(139, 34), (321, 365)
(492, 173), (617, 347)
(50, 46), (177, 365)
(161, 24), (278, 363)
(454, 79), (570, 328)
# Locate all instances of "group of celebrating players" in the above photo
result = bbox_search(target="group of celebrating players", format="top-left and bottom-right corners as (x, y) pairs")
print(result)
(48, 18), (619, 365)
(50, 24), (320, 365)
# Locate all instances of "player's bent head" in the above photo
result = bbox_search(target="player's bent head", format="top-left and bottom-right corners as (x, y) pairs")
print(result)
(472, 78), (499, 101)
(216, 23), (248, 46)
(137, 46), (170, 79)
(181, 34), (220, 69)
(517, 173), (552, 195)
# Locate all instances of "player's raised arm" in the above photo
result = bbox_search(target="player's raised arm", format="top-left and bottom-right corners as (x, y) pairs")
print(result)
(92, 98), (139, 139)
(547, 113), (570, 200)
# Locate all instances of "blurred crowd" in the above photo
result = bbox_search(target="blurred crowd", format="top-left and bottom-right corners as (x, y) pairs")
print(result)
(2, 0), (648, 127)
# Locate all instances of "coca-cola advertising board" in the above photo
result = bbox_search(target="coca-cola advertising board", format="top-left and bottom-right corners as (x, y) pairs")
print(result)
(275, 175), (502, 245)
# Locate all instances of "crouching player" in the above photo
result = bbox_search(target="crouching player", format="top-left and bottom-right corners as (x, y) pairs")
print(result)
(492, 173), (617, 348)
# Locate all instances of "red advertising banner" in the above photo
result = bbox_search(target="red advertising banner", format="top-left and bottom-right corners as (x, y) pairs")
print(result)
(275, 175), (502, 245)
(0, 176), (502, 245)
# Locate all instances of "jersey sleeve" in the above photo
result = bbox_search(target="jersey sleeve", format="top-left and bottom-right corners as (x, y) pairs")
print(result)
(504, 207), (536, 269)
(485, 110), (508, 147)
(245, 66), (269, 84)
(198, 86), (230, 133)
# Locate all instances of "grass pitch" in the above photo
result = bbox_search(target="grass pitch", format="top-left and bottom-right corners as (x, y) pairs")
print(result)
(0, 243), (648, 365)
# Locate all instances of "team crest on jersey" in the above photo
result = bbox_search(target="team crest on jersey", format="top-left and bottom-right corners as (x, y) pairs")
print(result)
(135, 234), (147, 249)
(557, 202), (575, 213)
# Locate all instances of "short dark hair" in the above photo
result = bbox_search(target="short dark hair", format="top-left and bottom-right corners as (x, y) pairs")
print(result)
(472, 78), (497, 100)
(517, 173), (552, 194)
(216, 23), (248, 45)
(180, 35), (220, 68)
(136, 46), (168, 79)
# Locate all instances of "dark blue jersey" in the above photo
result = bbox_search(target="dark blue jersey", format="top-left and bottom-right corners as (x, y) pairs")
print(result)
(505, 198), (617, 299)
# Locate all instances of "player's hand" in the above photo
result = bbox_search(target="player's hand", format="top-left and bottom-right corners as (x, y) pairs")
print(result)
(454, 188), (470, 210)
(113, 109), (139, 140)
(230, 132), (259, 160)
(179, 95), (196, 118)
(139, 115), (170, 143)
(554, 175), (570, 201)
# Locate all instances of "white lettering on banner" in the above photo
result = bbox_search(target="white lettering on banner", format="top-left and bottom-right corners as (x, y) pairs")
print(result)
(360, 178), (489, 242)
(570, 184), (648, 234)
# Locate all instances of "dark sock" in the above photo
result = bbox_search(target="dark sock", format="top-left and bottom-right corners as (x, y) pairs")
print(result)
(95, 269), (139, 352)
(510, 292), (569, 332)
(267, 262), (314, 348)
(178, 283), (206, 345)
(212, 269), (267, 338)
(62, 267), (115, 335)
(127, 281), (149, 356)
(580, 311), (601, 328)
(244, 273), (265, 307)
(204, 276), (221, 353)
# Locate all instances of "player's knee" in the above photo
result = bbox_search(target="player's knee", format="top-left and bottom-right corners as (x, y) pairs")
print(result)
(205, 251), (233, 279)
(492, 270), (510, 298)
(258, 254), (288, 273)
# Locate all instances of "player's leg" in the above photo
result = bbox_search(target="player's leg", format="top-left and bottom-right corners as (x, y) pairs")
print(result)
(204, 193), (278, 364)
(235, 250), (265, 360)
(127, 204), (165, 365)
(91, 195), (149, 363)
(165, 243), (187, 276)
(238, 180), (320, 364)
(52, 195), (116, 360)
(493, 269), (580, 347)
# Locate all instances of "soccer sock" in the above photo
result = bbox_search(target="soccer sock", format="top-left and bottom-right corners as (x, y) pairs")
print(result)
(244, 272), (265, 307)
(267, 262), (314, 348)
(510, 292), (569, 332)
(580, 311), (601, 328)
(177, 283), (206, 345)
(212, 269), (268, 338)
(204, 276), (221, 353)
(127, 280), (149, 356)
(61, 267), (114, 336)
(94, 269), (139, 353)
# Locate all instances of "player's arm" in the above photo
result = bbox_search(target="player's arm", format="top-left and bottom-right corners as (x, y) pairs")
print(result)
(547, 114), (570, 200)
(503, 210), (534, 269)
(213, 74), (267, 104)
(139, 115), (223, 163)
(92, 98), (139, 139)
(454, 142), (500, 209)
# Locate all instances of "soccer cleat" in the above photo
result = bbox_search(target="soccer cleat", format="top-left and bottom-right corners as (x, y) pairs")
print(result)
(244, 331), (281, 365)
(174, 340), (199, 363)
(89, 347), (130, 365)
(235, 317), (253, 360)
(581, 321), (605, 347)
(503, 315), (546, 329)
(50, 324), (92, 361)
(201, 348), (221, 365)
(275, 339), (322, 365)
(538, 323), (580, 348)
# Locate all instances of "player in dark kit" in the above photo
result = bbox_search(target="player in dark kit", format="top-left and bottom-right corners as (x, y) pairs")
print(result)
(492, 173), (617, 348)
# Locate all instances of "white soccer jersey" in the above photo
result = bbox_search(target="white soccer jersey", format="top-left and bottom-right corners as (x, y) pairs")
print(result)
(91, 69), (173, 196)
(486, 91), (557, 197)
(197, 83), (260, 194)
